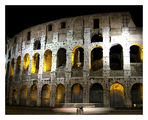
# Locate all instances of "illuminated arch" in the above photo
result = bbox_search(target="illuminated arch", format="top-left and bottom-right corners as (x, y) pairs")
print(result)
(71, 83), (83, 103)
(89, 83), (103, 104)
(131, 83), (143, 107)
(23, 53), (29, 71)
(20, 85), (27, 105)
(55, 84), (65, 104)
(110, 83), (125, 107)
(72, 45), (84, 68)
(10, 58), (14, 76)
(43, 50), (52, 72)
(41, 84), (50, 106)
(57, 48), (66, 68)
(31, 53), (40, 74)
(30, 84), (37, 106)
(110, 44), (123, 70)
(90, 46), (103, 70)
(16, 56), (21, 73)
(130, 44), (143, 63)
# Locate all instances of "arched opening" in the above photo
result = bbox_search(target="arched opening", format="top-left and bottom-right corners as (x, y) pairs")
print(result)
(43, 50), (52, 72)
(57, 48), (66, 68)
(31, 53), (40, 74)
(71, 83), (83, 103)
(55, 84), (65, 104)
(131, 83), (143, 107)
(10, 58), (14, 76)
(72, 46), (84, 68)
(89, 83), (103, 105)
(41, 84), (50, 106)
(91, 33), (103, 43)
(34, 40), (41, 50)
(23, 53), (29, 71)
(12, 86), (17, 105)
(30, 84), (37, 106)
(110, 44), (123, 70)
(91, 47), (103, 71)
(130, 45), (143, 63)
(16, 56), (21, 74)
(110, 83), (125, 107)
(20, 85), (27, 105)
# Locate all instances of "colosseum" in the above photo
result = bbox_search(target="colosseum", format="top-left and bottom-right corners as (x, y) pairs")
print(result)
(5, 12), (143, 108)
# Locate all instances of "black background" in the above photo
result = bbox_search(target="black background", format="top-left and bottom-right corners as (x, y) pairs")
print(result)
(6, 5), (143, 39)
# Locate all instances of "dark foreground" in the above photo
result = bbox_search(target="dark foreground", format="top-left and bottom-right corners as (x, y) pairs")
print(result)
(6, 106), (142, 115)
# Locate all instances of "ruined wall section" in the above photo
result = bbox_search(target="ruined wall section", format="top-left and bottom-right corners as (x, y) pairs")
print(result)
(5, 12), (142, 107)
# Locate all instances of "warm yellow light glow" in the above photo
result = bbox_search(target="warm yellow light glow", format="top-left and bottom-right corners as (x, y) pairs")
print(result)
(23, 54), (29, 71)
(55, 84), (65, 104)
(110, 83), (125, 98)
(43, 50), (52, 72)
(20, 85), (27, 99)
(42, 85), (50, 104)
(10, 59), (14, 76)
(139, 84), (143, 101)
(30, 85), (37, 102)
(133, 104), (136, 107)
(72, 45), (83, 67)
(76, 62), (82, 67)
(73, 84), (81, 96)
(31, 53), (39, 74)
(132, 43), (143, 62)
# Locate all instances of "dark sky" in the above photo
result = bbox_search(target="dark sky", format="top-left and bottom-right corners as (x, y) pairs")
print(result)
(6, 5), (143, 38)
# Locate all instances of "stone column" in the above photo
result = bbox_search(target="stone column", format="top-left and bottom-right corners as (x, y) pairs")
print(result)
(13, 60), (16, 81)
(103, 83), (110, 107)
(102, 27), (110, 77)
(37, 85), (42, 106)
(16, 85), (20, 105)
(28, 55), (32, 75)
(64, 84), (69, 103)
(83, 84), (89, 103)
(122, 27), (131, 77)
(26, 85), (31, 106)
(65, 51), (72, 82)
(38, 52), (44, 79)
(50, 84), (56, 107)
(83, 28), (91, 79)
(125, 84), (132, 107)
(51, 51), (57, 72)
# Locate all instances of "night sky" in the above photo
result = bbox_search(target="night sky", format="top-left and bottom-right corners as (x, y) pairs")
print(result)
(6, 5), (143, 38)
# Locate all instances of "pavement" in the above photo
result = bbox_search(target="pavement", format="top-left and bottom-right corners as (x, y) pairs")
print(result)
(5, 106), (143, 115)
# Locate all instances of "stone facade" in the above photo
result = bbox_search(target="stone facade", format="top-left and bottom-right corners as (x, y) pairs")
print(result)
(5, 12), (143, 108)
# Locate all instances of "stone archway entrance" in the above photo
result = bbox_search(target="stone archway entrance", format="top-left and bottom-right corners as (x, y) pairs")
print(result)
(110, 83), (125, 107)
(30, 84), (37, 106)
(131, 83), (143, 107)
(71, 83), (83, 103)
(89, 83), (103, 105)
(41, 84), (50, 106)
(20, 85), (27, 105)
(55, 84), (65, 104)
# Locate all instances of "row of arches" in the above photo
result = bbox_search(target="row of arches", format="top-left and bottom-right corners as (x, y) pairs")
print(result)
(6, 44), (143, 76)
(11, 83), (143, 107)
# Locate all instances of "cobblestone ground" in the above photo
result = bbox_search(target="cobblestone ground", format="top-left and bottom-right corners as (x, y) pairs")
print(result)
(6, 106), (142, 115)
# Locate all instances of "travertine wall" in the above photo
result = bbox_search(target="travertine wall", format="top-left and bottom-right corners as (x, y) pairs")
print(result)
(5, 12), (143, 107)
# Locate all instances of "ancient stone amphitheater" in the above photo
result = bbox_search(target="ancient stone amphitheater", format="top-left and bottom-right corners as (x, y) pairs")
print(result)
(5, 12), (143, 108)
